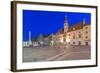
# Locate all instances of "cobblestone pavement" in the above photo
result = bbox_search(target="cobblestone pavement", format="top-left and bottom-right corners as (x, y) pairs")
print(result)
(23, 45), (91, 62)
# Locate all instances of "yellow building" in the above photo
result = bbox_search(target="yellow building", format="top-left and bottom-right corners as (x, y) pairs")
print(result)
(82, 25), (91, 45)
(55, 16), (91, 46)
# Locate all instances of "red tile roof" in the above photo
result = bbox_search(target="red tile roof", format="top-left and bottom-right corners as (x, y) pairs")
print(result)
(68, 22), (85, 32)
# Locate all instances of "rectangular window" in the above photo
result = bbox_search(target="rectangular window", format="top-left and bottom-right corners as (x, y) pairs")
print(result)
(85, 31), (88, 34)
(73, 35), (75, 39)
(85, 36), (88, 39)
(79, 34), (81, 38)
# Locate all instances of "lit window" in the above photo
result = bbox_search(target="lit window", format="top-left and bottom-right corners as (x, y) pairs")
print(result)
(85, 27), (88, 29)
(73, 27), (75, 30)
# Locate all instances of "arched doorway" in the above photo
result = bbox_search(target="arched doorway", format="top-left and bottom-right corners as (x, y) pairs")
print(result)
(85, 42), (88, 45)
(79, 41), (81, 45)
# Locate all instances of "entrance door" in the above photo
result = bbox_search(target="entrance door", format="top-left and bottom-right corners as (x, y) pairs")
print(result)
(79, 41), (81, 45)
(85, 42), (88, 45)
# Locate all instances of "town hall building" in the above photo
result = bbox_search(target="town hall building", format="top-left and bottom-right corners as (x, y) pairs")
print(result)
(54, 16), (91, 46)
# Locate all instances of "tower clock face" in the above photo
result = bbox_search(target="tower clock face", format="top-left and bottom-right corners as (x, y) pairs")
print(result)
(64, 26), (67, 28)
(64, 25), (68, 29)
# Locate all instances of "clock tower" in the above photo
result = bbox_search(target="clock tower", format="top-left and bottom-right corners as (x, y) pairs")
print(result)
(63, 16), (69, 42)
(64, 16), (69, 34)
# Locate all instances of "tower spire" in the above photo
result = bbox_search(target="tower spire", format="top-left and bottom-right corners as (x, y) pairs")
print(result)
(64, 16), (68, 34)
(64, 16), (68, 23)
(83, 18), (85, 24)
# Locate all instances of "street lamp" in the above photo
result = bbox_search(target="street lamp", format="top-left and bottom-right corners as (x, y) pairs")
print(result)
(60, 38), (63, 43)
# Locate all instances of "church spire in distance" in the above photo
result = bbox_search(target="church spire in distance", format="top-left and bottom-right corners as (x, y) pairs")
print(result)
(83, 18), (85, 25)
(64, 16), (68, 33)
(64, 16), (68, 23)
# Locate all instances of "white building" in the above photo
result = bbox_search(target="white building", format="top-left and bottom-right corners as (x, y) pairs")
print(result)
(23, 41), (30, 47)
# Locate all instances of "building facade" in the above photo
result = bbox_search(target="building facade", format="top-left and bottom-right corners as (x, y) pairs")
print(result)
(55, 16), (91, 46)
(23, 16), (91, 47)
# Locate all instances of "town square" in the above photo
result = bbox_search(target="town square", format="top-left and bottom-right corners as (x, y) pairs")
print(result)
(23, 10), (91, 62)
(23, 45), (90, 62)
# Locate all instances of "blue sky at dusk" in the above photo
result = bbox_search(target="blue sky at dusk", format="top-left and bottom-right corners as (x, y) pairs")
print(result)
(23, 10), (91, 41)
